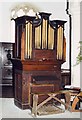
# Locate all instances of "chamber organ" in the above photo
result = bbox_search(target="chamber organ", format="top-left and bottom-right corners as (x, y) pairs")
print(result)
(12, 12), (67, 109)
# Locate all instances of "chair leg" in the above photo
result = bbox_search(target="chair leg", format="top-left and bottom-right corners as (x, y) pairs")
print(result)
(32, 94), (38, 117)
(65, 92), (71, 110)
(72, 96), (79, 111)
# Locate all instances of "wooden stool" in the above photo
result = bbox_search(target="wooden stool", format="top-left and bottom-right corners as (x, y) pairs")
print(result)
(31, 90), (71, 117)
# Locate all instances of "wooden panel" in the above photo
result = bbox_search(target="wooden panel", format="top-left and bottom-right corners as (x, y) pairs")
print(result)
(61, 72), (70, 86)
(22, 74), (29, 103)
(31, 84), (54, 93)
(31, 83), (59, 93)
(15, 74), (22, 102)
(23, 64), (58, 71)
(33, 49), (56, 60)
(30, 83), (60, 105)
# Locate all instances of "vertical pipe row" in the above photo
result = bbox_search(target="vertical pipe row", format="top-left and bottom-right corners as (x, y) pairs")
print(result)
(25, 22), (32, 59)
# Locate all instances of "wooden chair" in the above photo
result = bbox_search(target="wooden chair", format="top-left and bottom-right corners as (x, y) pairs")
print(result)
(72, 91), (82, 112)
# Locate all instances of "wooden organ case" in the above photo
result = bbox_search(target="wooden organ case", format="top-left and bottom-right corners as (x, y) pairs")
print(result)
(12, 12), (66, 109)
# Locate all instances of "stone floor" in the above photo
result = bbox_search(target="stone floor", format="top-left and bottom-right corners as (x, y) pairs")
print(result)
(0, 98), (81, 119)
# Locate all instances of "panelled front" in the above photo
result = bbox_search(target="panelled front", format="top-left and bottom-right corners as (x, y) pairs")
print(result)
(30, 74), (61, 105)
(14, 72), (31, 109)
(14, 73), (22, 102)
(23, 64), (60, 71)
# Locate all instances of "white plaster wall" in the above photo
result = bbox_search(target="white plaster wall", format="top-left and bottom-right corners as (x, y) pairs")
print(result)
(0, 1), (68, 41)
(0, 2), (12, 43)
(0, 0), (81, 90)
(70, 1), (80, 87)
(0, 0), (69, 68)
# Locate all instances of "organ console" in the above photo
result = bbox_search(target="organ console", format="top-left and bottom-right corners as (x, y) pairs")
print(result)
(12, 12), (67, 109)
